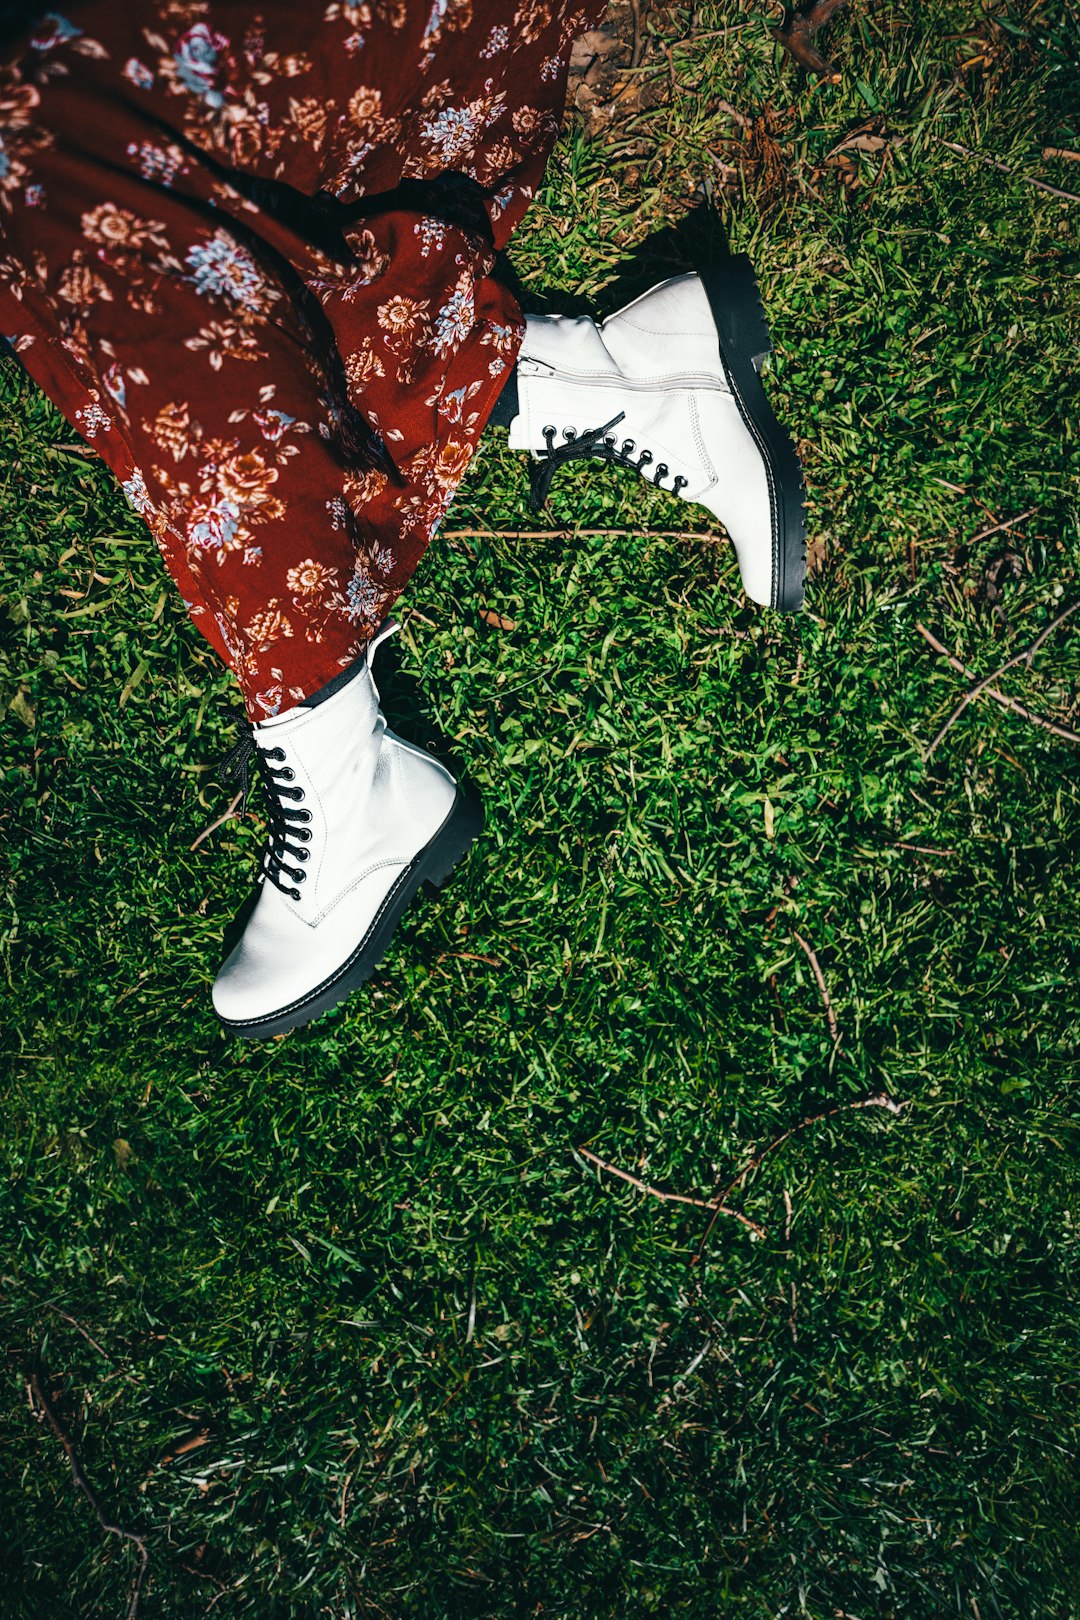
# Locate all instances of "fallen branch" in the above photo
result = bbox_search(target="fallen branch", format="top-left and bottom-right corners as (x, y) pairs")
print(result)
(189, 788), (244, 852)
(434, 950), (504, 968)
(941, 140), (1080, 205)
(790, 928), (839, 1042)
(895, 841), (957, 858)
(1043, 147), (1080, 164)
(918, 605), (1080, 756)
(575, 1146), (767, 1238)
(443, 527), (727, 543)
(968, 505), (1038, 545)
(28, 1363), (149, 1620)
(691, 1092), (905, 1265)
(772, 0), (848, 81)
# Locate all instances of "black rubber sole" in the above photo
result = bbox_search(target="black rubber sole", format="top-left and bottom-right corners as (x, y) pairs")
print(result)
(695, 254), (807, 613)
(217, 783), (484, 1040)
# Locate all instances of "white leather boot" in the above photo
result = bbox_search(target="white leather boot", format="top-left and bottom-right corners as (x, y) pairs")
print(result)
(507, 254), (806, 611)
(211, 617), (482, 1038)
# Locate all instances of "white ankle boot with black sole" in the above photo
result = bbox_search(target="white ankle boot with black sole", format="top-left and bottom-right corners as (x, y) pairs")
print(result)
(508, 254), (807, 613)
(211, 617), (482, 1039)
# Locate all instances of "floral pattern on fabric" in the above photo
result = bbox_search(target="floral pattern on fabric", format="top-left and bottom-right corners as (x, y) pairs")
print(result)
(0, 0), (605, 717)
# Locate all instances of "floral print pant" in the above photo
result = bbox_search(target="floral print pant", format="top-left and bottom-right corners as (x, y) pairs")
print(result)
(0, 0), (605, 718)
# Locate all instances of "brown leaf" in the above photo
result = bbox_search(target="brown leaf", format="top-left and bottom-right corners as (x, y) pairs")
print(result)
(8, 685), (35, 728)
(479, 609), (517, 632)
(827, 131), (890, 157)
(806, 535), (829, 578)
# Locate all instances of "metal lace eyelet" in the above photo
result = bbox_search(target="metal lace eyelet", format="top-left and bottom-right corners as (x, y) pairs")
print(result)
(288, 887), (302, 902)
(621, 439), (636, 454)
(293, 868), (307, 883)
(543, 423), (556, 437)
(296, 848), (310, 862)
(638, 449), (653, 466)
(603, 434), (616, 446)
(295, 827), (312, 842)
(296, 809), (312, 823)
(265, 746), (286, 761)
(279, 767), (295, 781)
(563, 427), (578, 441)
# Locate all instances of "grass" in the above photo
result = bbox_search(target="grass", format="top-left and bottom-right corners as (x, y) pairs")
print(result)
(2, 0), (1080, 1615)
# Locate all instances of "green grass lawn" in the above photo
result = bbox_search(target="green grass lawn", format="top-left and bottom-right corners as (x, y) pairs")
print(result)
(2, 1), (1079, 1615)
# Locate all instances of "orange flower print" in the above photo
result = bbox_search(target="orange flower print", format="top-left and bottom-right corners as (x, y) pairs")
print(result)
(246, 600), (294, 650)
(56, 258), (114, 307)
(286, 558), (338, 595)
(512, 0), (548, 44)
(217, 449), (279, 508)
(147, 400), (193, 461)
(344, 340), (386, 390)
(348, 86), (383, 127)
(377, 294), (430, 335)
(288, 97), (329, 147)
(81, 203), (168, 250)
(343, 468), (390, 508)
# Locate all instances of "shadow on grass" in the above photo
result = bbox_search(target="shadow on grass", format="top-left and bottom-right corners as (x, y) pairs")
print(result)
(496, 198), (734, 317)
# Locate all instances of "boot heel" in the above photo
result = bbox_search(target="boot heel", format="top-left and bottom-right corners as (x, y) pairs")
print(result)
(693, 252), (806, 614)
(697, 253), (773, 372)
(421, 785), (484, 890)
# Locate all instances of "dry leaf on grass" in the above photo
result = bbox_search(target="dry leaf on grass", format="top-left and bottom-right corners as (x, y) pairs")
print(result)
(479, 609), (517, 632)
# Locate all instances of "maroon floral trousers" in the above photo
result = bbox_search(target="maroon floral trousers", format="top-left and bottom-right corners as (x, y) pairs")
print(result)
(0, 0), (604, 718)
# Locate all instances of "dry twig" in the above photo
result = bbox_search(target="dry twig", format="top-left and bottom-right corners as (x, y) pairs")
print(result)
(575, 1145), (767, 1237)
(189, 788), (245, 852)
(918, 604), (1080, 756)
(435, 950), (504, 968)
(691, 1093), (906, 1266)
(773, 0), (848, 81)
(941, 140), (1080, 204)
(28, 1364), (149, 1619)
(968, 505), (1037, 545)
(442, 527), (726, 543)
(790, 928), (839, 1042)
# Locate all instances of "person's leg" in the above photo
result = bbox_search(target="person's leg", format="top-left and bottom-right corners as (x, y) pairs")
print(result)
(489, 277), (807, 613)
(0, 0), (625, 1038)
(0, 0), (608, 721)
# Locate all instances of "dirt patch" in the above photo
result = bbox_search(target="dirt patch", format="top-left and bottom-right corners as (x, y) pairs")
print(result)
(565, 0), (676, 137)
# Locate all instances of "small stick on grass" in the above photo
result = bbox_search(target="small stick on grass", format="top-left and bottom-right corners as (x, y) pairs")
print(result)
(941, 140), (1080, 204)
(920, 602), (1080, 757)
(435, 950), (504, 968)
(691, 1093), (906, 1266)
(773, 0), (848, 81)
(968, 505), (1038, 545)
(916, 623), (1080, 745)
(575, 1146), (767, 1238)
(790, 928), (839, 1042)
(28, 1364), (149, 1620)
(442, 527), (727, 543)
(190, 788), (244, 852)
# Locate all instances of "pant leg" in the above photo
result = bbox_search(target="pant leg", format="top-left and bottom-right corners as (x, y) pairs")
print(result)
(0, 0), (606, 717)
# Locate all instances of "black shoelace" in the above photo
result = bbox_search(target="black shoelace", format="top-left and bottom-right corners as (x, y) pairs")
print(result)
(220, 726), (313, 902)
(526, 410), (690, 514)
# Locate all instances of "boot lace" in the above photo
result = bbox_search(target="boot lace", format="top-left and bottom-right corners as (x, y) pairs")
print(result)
(526, 410), (690, 515)
(220, 725), (313, 902)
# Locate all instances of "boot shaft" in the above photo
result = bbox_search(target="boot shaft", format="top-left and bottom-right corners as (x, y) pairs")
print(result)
(252, 619), (457, 921)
